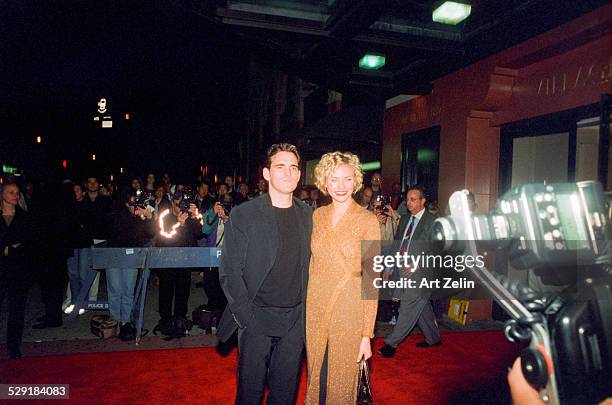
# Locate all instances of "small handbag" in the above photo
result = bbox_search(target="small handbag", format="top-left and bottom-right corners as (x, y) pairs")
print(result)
(357, 359), (373, 404)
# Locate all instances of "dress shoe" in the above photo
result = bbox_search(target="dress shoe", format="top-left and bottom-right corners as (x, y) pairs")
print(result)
(416, 340), (442, 348)
(377, 344), (396, 358)
(32, 321), (62, 329)
(118, 322), (136, 342)
(9, 349), (23, 359)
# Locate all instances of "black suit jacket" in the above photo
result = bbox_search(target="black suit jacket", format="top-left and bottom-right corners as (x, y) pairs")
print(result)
(216, 193), (313, 342)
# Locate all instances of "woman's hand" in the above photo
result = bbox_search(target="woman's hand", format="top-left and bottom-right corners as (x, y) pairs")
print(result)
(357, 336), (372, 362)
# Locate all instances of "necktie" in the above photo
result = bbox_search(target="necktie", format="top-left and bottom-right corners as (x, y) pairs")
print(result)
(399, 216), (415, 254)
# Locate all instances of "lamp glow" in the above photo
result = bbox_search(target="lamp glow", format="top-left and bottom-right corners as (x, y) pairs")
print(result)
(36, 136), (42, 144)
(361, 161), (381, 171)
(432, 1), (471, 25)
(358, 53), (385, 70)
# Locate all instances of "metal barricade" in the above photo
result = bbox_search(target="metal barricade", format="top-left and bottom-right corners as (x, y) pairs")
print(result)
(67, 247), (221, 342)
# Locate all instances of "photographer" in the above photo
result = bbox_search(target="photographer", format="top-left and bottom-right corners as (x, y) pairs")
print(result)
(107, 191), (155, 341)
(373, 196), (401, 241)
(199, 193), (232, 312)
(155, 190), (203, 336)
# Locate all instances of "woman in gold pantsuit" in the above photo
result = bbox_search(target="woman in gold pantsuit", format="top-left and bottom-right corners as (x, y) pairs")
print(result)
(306, 152), (380, 404)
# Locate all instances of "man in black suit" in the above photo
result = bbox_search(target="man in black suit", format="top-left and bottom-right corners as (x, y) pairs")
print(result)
(217, 143), (312, 405)
(378, 185), (441, 357)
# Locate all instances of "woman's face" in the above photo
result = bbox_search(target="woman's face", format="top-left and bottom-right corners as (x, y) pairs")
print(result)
(2, 184), (20, 206)
(147, 174), (155, 184)
(131, 179), (141, 190)
(326, 164), (355, 205)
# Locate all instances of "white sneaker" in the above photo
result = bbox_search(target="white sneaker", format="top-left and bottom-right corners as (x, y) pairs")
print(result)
(64, 304), (75, 314)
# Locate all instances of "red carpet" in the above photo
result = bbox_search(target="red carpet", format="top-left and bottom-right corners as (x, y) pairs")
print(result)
(1, 331), (519, 404)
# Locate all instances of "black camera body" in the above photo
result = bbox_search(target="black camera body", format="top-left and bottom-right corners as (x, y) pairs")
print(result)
(128, 189), (152, 209)
(179, 190), (195, 213)
(375, 194), (391, 213)
(435, 181), (611, 404)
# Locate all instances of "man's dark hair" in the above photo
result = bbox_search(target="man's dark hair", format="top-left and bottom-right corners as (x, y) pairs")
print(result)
(407, 184), (426, 201)
(265, 143), (300, 169)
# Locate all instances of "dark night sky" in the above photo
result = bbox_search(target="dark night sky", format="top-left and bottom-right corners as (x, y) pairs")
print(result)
(1, 1), (249, 181)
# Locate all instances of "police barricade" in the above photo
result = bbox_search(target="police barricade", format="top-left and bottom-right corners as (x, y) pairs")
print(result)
(68, 247), (222, 341)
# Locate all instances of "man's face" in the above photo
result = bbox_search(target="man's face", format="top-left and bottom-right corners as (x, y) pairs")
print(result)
(86, 178), (99, 193)
(172, 198), (182, 215)
(263, 151), (300, 197)
(225, 176), (234, 187)
(218, 184), (228, 196)
(131, 179), (141, 190)
(238, 183), (248, 196)
(147, 174), (155, 184)
(198, 184), (209, 197)
(371, 173), (382, 187)
(155, 186), (165, 200)
(406, 190), (425, 215)
(363, 188), (373, 204)
(73, 185), (84, 201)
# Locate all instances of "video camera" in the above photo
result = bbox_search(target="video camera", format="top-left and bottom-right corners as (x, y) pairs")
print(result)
(434, 181), (611, 404)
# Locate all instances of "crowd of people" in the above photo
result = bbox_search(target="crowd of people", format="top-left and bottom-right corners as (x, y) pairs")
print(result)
(0, 144), (539, 405)
(0, 162), (435, 358)
(0, 171), (278, 357)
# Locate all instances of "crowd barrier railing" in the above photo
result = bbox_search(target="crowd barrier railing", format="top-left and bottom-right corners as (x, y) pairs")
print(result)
(67, 247), (222, 341)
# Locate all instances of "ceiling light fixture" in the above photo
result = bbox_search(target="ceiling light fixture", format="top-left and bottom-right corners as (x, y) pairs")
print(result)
(432, 1), (471, 25)
(358, 53), (386, 70)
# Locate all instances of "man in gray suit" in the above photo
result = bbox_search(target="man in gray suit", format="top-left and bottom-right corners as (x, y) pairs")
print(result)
(378, 185), (441, 357)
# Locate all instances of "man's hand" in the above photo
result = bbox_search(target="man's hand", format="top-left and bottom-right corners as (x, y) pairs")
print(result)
(177, 211), (188, 225)
(214, 202), (229, 221)
(402, 263), (416, 278)
(375, 209), (388, 225)
(134, 207), (152, 219)
(187, 203), (197, 216)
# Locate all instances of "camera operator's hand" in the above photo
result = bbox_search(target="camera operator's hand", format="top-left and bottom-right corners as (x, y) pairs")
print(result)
(508, 357), (545, 405)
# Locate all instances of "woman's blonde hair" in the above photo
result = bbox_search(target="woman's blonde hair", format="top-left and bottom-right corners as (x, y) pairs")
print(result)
(314, 151), (363, 196)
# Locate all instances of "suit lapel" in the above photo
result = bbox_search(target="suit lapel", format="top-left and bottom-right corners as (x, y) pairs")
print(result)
(292, 198), (308, 271)
(412, 211), (431, 241)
